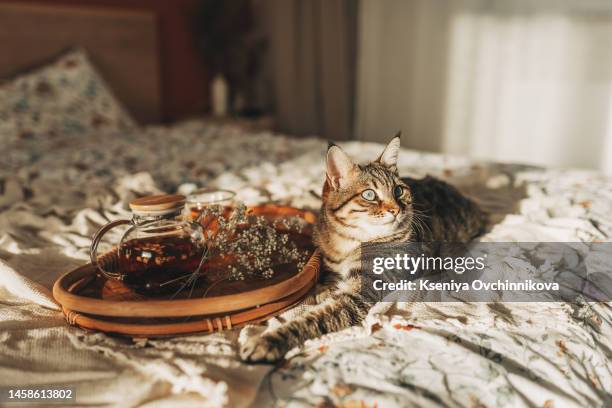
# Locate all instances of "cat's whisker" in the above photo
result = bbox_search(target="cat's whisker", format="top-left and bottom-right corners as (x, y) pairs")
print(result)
(410, 212), (432, 240)
(410, 208), (432, 218)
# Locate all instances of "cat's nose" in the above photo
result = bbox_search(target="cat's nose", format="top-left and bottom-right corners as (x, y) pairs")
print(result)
(386, 206), (399, 216)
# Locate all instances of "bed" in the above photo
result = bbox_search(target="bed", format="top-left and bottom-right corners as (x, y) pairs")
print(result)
(3, 122), (612, 406)
(1, 44), (611, 408)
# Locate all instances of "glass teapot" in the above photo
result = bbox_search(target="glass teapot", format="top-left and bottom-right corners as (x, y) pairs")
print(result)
(90, 194), (206, 294)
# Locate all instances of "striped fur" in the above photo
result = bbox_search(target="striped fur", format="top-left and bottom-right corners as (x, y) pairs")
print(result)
(240, 136), (486, 363)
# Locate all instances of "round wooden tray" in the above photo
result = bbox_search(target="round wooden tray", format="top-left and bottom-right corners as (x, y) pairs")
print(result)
(52, 205), (320, 337)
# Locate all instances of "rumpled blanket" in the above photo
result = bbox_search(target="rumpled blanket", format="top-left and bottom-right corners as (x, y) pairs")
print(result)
(1, 121), (610, 407)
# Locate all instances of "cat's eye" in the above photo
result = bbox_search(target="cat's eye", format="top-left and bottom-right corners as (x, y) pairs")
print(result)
(394, 185), (404, 198)
(361, 189), (377, 201)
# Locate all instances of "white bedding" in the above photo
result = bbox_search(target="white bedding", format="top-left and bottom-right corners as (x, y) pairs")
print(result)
(1, 121), (610, 407)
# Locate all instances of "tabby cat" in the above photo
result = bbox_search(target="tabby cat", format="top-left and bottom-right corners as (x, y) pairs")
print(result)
(240, 134), (486, 363)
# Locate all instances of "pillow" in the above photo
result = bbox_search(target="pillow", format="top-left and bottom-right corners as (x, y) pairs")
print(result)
(0, 49), (136, 143)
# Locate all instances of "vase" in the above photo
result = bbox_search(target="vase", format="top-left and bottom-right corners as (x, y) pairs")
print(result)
(211, 74), (229, 116)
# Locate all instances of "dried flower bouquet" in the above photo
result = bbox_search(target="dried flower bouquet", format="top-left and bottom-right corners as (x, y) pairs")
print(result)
(173, 203), (311, 298)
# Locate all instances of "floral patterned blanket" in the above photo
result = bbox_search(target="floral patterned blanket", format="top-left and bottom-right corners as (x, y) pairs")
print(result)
(1, 121), (610, 407)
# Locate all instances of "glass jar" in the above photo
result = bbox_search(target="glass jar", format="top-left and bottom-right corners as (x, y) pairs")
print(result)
(186, 189), (236, 235)
(186, 189), (235, 220)
(90, 194), (206, 294)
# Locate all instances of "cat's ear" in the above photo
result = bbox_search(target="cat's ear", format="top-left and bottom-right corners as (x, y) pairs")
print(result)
(326, 143), (357, 190)
(377, 132), (401, 172)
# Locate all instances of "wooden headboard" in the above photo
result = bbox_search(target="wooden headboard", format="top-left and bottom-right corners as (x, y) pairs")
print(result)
(0, 1), (210, 124)
(0, 2), (161, 123)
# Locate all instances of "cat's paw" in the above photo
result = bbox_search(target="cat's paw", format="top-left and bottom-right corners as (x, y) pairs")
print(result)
(240, 334), (288, 364)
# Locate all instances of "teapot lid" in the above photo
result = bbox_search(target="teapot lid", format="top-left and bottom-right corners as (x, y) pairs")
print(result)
(129, 194), (186, 215)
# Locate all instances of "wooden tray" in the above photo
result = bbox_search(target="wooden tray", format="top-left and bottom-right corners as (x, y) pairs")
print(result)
(52, 205), (320, 337)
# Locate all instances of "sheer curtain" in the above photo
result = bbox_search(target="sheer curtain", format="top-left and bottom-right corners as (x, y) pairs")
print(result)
(356, 0), (612, 174)
(258, 0), (357, 140)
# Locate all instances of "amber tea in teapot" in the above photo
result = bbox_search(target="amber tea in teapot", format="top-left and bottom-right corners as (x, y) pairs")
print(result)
(118, 235), (205, 293)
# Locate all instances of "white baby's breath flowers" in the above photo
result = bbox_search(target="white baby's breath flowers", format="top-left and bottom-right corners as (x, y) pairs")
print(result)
(194, 203), (310, 284)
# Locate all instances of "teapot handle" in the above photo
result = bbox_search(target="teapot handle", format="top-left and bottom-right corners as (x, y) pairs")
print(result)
(90, 219), (131, 280)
